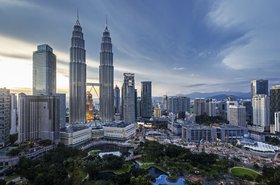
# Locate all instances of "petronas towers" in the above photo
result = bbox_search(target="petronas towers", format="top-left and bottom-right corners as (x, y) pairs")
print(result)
(99, 26), (114, 122)
(69, 16), (114, 123)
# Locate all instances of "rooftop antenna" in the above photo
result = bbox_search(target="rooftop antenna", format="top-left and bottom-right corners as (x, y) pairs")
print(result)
(106, 15), (108, 26)
(77, 8), (79, 20)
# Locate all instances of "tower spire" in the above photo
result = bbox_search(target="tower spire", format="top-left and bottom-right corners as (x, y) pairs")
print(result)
(75, 8), (80, 26)
(105, 15), (109, 31)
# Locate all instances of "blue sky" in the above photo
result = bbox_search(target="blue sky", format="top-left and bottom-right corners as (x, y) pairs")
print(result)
(0, 0), (280, 96)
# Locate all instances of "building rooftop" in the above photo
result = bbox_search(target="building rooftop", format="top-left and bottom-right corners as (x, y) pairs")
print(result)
(103, 121), (132, 128)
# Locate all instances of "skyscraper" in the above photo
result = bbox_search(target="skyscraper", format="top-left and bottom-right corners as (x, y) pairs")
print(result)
(122, 73), (135, 124)
(18, 93), (60, 143)
(140, 81), (152, 119)
(99, 25), (114, 122)
(251, 79), (268, 98)
(252, 94), (270, 132)
(228, 105), (246, 127)
(206, 99), (217, 117)
(114, 85), (120, 114)
(194, 98), (206, 116)
(168, 96), (190, 115)
(33, 44), (56, 95)
(0, 88), (11, 147)
(86, 91), (94, 122)
(10, 93), (17, 134)
(69, 16), (86, 123)
(270, 85), (280, 125)
(163, 95), (168, 111)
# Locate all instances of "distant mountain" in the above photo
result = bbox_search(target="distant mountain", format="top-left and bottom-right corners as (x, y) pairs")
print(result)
(185, 91), (251, 100)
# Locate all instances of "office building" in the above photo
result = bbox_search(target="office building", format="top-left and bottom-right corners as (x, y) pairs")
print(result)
(240, 100), (253, 125)
(33, 44), (56, 96)
(56, 93), (66, 129)
(182, 124), (217, 143)
(228, 105), (246, 127)
(274, 112), (280, 133)
(270, 85), (280, 125)
(141, 81), (152, 119)
(252, 94), (270, 132)
(99, 25), (114, 122)
(251, 79), (268, 98)
(163, 95), (168, 111)
(168, 96), (190, 115)
(137, 97), (141, 119)
(193, 98), (206, 116)
(69, 16), (86, 124)
(122, 73), (135, 124)
(206, 99), (217, 117)
(0, 88), (11, 147)
(114, 85), (120, 114)
(103, 121), (136, 140)
(226, 101), (238, 121)
(18, 93), (60, 143)
(216, 100), (227, 119)
(10, 93), (17, 134)
(60, 125), (92, 147)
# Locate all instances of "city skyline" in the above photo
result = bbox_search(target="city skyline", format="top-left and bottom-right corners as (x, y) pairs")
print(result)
(1, 0), (280, 96)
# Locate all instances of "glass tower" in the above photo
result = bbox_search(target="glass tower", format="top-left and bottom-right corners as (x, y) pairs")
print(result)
(33, 44), (56, 95)
(99, 25), (114, 122)
(69, 17), (86, 123)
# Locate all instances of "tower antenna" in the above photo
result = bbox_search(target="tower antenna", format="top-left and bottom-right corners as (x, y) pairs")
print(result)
(77, 8), (79, 20)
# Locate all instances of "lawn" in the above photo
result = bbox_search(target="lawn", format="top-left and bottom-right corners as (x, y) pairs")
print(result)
(4, 174), (19, 182)
(101, 162), (133, 175)
(231, 167), (261, 181)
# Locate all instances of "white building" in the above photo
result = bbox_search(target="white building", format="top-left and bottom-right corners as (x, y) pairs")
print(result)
(226, 101), (238, 121)
(274, 111), (280, 133)
(60, 125), (92, 147)
(206, 99), (217, 117)
(252, 94), (270, 132)
(228, 105), (246, 127)
(103, 121), (136, 140)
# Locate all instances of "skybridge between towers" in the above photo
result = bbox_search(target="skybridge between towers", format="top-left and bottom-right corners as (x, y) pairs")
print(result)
(86, 82), (99, 97)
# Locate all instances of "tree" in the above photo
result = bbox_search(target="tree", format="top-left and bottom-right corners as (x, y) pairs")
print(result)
(0, 179), (6, 185)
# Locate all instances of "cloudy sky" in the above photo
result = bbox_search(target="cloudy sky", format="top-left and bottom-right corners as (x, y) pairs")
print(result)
(0, 0), (280, 96)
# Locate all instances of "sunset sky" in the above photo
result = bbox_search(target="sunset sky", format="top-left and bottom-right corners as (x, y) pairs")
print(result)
(1, 0), (280, 96)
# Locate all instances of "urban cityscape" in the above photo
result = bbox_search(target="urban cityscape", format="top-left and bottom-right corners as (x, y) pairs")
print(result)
(0, 1), (280, 185)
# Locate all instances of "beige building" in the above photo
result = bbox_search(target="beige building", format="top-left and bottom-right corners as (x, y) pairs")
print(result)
(103, 121), (136, 140)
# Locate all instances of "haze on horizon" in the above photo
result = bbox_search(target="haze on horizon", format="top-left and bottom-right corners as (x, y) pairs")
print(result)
(0, 0), (280, 96)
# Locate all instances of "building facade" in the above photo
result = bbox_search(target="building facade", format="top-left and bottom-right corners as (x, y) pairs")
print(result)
(114, 85), (120, 114)
(252, 94), (270, 132)
(0, 88), (11, 147)
(168, 96), (190, 115)
(10, 93), (17, 135)
(57, 93), (66, 129)
(206, 99), (217, 117)
(122, 73), (135, 124)
(251, 79), (268, 98)
(69, 17), (86, 124)
(103, 122), (136, 140)
(18, 93), (60, 143)
(140, 81), (152, 119)
(33, 44), (56, 96)
(270, 85), (280, 125)
(228, 105), (246, 127)
(99, 25), (114, 122)
(194, 98), (206, 116)
(274, 112), (280, 134)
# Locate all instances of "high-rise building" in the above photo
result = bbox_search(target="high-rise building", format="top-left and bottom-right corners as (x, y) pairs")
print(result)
(168, 96), (190, 115)
(274, 112), (280, 133)
(0, 88), (11, 147)
(251, 79), (268, 98)
(163, 95), (168, 111)
(154, 103), (161, 119)
(216, 100), (227, 120)
(135, 89), (138, 119)
(194, 98), (206, 116)
(18, 93), (60, 143)
(114, 86), (120, 114)
(141, 81), (152, 119)
(33, 44), (56, 95)
(99, 25), (114, 122)
(137, 97), (141, 119)
(228, 105), (246, 127)
(86, 91), (94, 122)
(252, 94), (270, 132)
(57, 93), (66, 129)
(206, 99), (217, 117)
(270, 85), (280, 125)
(69, 17), (86, 124)
(10, 93), (17, 134)
(240, 100), (253, 125)
(122, 73), (135, 124)
(226, 101), (238, 121)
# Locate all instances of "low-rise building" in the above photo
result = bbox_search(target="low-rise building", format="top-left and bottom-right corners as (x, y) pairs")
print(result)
(182, 124), (217, 143)
(103, 121), (136, 140)
(60, 125), (92, 147)
(216, 125), (248, 142)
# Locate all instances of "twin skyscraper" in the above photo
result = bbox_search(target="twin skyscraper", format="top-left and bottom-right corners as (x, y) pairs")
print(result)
(69, 16), (114, 124)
